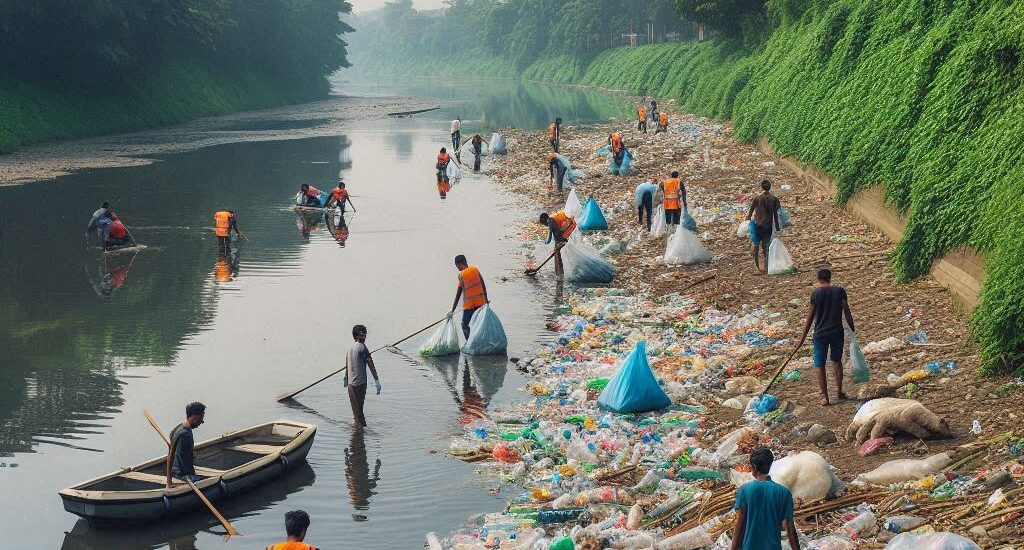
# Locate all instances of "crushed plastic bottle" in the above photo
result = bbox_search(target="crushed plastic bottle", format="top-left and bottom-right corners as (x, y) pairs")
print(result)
(841, 510), (877, 539)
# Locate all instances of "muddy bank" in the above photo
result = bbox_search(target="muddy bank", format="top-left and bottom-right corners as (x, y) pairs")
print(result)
(432, 103), (1024, 548)
(0, 95), (436, 185)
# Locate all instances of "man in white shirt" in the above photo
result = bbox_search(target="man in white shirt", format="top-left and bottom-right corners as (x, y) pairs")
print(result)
(450, 118), (461, 151)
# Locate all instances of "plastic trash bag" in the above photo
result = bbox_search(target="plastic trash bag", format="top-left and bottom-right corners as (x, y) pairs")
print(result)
(635, 182), (658, 207)
(562, 241), (614, 284)
(651, 205), (667, 236)
(883, 532), (980, 550)
(419, 316), (461, 356)
(489, 132), (506, 154)
(779, 206), (792, 228)
(564, 188), (583, 219)
(736, 220), (750, 239)
(556, 154), (583, 185)
(682, 210), (697, 232)
(295, 191), (330, 207)
(598, 342), (671, 413)
(849, 332), (870, 383)
(462, 304), (507, 355)
(769, 450), (845, 502)
(767, 235), (795, 274)
(853, 452), (952, 486)
(578, 197), (609, 231)
(664, 225), (711, 265)
(596, 145), (633, 175)
(446, 159), (462, 183)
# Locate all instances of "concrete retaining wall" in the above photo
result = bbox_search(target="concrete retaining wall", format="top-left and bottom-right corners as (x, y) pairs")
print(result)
(757, 138), (984, 310)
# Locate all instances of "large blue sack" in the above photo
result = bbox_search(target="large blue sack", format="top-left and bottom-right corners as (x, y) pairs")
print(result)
(598, 342), (671, 414)
(779, 207), (791, 228)
(595, 146), (633, 175)
(463, 304), (508, 355)
(578, 197), (608, 231)
(682, 210), (697, 232)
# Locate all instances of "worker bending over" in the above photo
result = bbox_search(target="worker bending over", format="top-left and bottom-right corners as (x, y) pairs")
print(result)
(635, 179), (659, 231)
(538, 210), (577, 278)
(450, 255), (489, 338)
(548, 153), (570, 193)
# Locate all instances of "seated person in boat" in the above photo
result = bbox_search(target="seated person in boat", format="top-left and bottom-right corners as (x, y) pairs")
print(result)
(103, 217), (134, 249)
(165, 401), (206, 487)
(299, 183), (322, 207)
(267, 510), (318, 550)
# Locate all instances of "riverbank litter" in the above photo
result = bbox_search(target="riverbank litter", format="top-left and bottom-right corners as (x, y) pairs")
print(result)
(432, 106), (1023, 548)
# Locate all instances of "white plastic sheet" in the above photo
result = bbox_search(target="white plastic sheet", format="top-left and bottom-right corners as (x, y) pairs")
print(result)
(419, 316), (461, 357)
(737, 220), (750, 239)
(564, 188), (583, 219)
(767, 235), (795, 274)
(562, 241), (614, 284)
(664, 225), (711, 265)
(768, 450), (844, 502)
(651, 205), (667, 236)
(489, 132), (507, 154)
(462, 305), (507, 355)
(446, 159), (462, 183)
(883, 532), (980, 550)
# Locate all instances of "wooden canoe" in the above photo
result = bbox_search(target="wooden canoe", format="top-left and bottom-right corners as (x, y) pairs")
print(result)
(59, 419), (316, 523)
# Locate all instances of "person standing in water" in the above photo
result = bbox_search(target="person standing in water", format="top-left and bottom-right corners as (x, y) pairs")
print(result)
(346, 325), (381, 429)
(450, 255), (489, 339)
(450, 117), (461, 151)
(214, 210), (241, 252)
(86, 201), (113, 237)
(330, 181), (354, 214)
(436, 147), (452, 199)
(538, 210), (577, 278)
(266, 510), (319, 550)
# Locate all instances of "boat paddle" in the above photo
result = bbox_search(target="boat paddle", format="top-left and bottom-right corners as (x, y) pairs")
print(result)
(143, 410), (241, 539)
(759, 348), (800, 398)
(274, 316), (449, 402)
(525, 248), (558, 276)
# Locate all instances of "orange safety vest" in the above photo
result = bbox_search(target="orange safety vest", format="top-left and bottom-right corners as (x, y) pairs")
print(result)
(459, 265), (486, 310)
(638, 107), (647, 121)
(267, 543), (316, 550)
(550, 210), (577, 241)
(663, 178), (682, 210)
(548, 123), (556, 140)
(659, 112), (668, 126)
(214, 211), (233, 237)
(610, 133), (623, 153)
(331, 187), (348, 202)
(437, 152), (450, 166)
(304, 185), (321, 197)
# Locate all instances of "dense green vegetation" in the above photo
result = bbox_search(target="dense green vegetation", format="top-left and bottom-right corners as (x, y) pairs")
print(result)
(345, 0), (688, 78)
(0, 1), (352, 153)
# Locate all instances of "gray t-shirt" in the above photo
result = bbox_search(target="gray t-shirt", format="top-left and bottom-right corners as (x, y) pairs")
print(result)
(347, 342), (370, 386)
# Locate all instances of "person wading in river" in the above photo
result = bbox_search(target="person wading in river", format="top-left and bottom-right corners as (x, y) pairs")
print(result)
(346, 325), (381, 429)
(86, 201), (113, 238)
(450, 255), (489, 339)
(548, 117), (562, 153)
(330, 180), (353, 214)
(214, 210), (241, 252)
(538, 210), (577, 278)
(165, 401), (205, 487)
(746, 179), (782, 274)
(436, 147), (452, 199)
(793, 268), (856, 406)
(450, 117), (461, 152)
(103, 216), (134, 250)
(267, 510), (318, 550)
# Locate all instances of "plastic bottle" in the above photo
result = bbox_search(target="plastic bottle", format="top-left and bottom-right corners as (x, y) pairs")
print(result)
(840, 510), (877, 539)
(883, 515), (926, 533)
(537, 508), (585, 525)
(972, 420), (982, 435)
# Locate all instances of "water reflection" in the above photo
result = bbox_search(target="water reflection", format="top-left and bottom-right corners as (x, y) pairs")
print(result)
(326, 211), (350, 247)
(214, 248), (241, 283)
(59, 463), (316, 550)
(87, 251), (141, 297)
(344, 428), (382, 521)
(422, 355), (508, 420)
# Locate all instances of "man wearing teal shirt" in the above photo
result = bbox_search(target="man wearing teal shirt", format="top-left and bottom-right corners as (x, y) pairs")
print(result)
(731, 447), (800, 550)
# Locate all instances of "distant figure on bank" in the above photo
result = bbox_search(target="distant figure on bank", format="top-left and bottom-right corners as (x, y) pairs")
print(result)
(267, 509), (318, 550)
(730, 446), (799, 550)
(538, 210), (577, 278)
(635, 179), (659, 231)
(346, 325), (381, 429)
(548, 153), (569, 193)
(462, 133), (488, 172)
(86, 201), (113, 236)
(104, 216), (134, 249)
(637, 104), (647, 133)
(436, 147), (452, 199)
(659, 171), (686, 227)
(330, 181), (354, 213)
(165, 401), (205, 487)
(649, 99), (658, 124)
(794, 268), (855, 406)
(656, 111), (669, 133)
(450, 117), (461, 151)
(450, 255), (489, 339)
(298, 183), (322, 207)
(214, 210), (240, 252)
(745, 179), (782, 273)
(549, 117), (562, 152)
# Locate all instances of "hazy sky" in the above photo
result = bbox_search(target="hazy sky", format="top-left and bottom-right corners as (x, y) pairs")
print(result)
(349, 0), (444, 14)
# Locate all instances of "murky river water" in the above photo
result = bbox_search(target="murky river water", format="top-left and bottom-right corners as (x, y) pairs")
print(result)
(0, 79), (627, 548)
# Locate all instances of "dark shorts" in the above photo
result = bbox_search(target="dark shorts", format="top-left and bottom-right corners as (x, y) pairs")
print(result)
(752, 223), (772, 249)
(665, 208), (681, 225)
(813, 332), (845, 367)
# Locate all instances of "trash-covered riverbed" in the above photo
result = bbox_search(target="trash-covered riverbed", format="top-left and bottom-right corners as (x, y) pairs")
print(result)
(429, 103), (1024, 549)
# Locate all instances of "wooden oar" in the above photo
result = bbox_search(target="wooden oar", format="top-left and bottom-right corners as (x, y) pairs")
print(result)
(759, 348), (800, 398)
(143, 410), (240, 538)
(525, 248), (558, 276)
(274, 316), (448, 402)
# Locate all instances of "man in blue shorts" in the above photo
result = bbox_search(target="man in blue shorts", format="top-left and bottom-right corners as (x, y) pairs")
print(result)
(794, 268), (856, 406)
(730, 447), (799, 550)
(746, 179), (782, 274)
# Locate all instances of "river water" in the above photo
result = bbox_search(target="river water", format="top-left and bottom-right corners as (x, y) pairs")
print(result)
(0, 79), (627, 548)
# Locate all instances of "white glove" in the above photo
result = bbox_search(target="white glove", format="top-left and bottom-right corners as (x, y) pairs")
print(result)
(374, 380), (382, 395)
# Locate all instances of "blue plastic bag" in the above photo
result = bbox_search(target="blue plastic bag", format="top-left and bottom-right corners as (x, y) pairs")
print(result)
(779, 207), (791, 228)
(562, 241), (614, 284)
(682, 210), (697, 232)
(756, 394), (778, 414)
(463, 304), (508, 355)
(595, 146), (633, 175)
(490, 132), (507, 154)
(578, 197), (609, 231)
(849, 333), (870, 383)
(634, 182), (658, 207)
(598, 342), (671, 413)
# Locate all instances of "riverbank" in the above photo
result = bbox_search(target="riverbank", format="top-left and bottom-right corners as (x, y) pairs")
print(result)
(433, 107), (1024, 548)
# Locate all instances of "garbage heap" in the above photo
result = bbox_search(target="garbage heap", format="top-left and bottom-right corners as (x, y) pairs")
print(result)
(430, 288), (1024, 549)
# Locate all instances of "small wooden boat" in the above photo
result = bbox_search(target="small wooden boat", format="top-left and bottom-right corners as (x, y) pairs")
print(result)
(59, 419), (316, 523)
